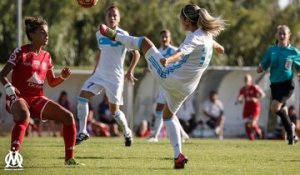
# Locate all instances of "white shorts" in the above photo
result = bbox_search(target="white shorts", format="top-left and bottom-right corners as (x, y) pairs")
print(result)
(81, 75), (123, 105)
(155, 85), (166, 104)
(145, 47), (188, 114)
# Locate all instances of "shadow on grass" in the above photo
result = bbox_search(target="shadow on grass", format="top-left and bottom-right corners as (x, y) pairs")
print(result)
(57, 156), (105, 160)
(57, 156), (173, 161)
(268, 158), (300, 162)
(22, 165), (172, 170)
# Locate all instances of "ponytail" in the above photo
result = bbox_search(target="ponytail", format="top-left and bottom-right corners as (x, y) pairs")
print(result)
(197, 8), (225, 37)
(180, 4), (226, 37)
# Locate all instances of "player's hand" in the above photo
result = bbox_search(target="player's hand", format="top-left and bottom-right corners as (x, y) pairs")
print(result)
(125, 72), (138, 84)
(215, 45), (224, 54)
(251, 97), (258, 103)
(61, 67), (71, 80)
(160, 58), (168, 67)
(257, 65), (263, 73)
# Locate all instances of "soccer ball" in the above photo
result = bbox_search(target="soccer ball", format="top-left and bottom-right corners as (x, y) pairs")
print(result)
(77, 0), (98, 8)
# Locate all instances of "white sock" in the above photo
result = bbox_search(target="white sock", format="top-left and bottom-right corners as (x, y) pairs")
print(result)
(115, 34), (144, 50)
(113, 110), (130, 136)
(77, 96), (89, 134)
(174, 116), (189, 138)
(164, 117), (182, 158)
(152, 111), (163, 139)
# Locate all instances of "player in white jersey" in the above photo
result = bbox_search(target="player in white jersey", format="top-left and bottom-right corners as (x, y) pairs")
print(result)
(148, 29), (190, 143)
(100, 4), (225, 169)
(76, 5), (140, 146)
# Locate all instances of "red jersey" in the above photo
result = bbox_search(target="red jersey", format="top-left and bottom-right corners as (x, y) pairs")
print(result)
(8, 45), (53, 96)
(239, 84), (262, 118)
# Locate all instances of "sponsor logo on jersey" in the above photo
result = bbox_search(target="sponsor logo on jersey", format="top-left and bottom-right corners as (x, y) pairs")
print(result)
(26, 72), (44, 88)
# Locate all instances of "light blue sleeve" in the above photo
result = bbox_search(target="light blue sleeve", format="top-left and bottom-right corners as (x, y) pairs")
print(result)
(260, 48), (271, 70)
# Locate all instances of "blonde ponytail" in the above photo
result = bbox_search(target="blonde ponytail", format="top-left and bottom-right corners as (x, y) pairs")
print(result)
(197, 8), (225, 37)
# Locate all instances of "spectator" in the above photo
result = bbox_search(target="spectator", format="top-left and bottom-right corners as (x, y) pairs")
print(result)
(98, 96), (121, 136)
(135, 120), (151, 138)
(203, 90), (225, 140)
(177, 95), (197, 135)
(87, 103), (110, 137)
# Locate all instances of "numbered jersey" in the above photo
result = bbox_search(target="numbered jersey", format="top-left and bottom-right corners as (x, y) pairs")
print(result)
(8, 45), (53, 96)
(260, 44), (300, 83)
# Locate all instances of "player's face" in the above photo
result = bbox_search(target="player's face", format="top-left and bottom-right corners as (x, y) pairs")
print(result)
(180, 16), (189, 31)
(244, 75), (252, 86)
(276, 28), (290, 45)
(31, 25), (48, 46)
(160, 32), (171, 47)
(105, 8), (120, 29)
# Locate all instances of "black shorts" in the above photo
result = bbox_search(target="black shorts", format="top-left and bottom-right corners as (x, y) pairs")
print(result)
(270, 79), (294, 103)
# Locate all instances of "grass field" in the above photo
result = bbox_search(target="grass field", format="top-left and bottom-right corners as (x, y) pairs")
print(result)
(0, 137), (300, 175)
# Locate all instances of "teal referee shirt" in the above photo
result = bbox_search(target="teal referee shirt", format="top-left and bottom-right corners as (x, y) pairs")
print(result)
(260, 44), (300, 83)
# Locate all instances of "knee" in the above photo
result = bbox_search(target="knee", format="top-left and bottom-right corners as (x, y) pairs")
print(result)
(13, 109), (30, 122)
(141, 37), (154, 53)
(63, 111), (75, 125)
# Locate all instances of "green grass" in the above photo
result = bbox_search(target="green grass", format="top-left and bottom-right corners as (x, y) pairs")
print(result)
(0, 137), (300, 175)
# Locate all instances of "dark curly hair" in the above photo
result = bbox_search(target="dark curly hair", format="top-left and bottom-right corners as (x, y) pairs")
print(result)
(24, 16), (47, 41)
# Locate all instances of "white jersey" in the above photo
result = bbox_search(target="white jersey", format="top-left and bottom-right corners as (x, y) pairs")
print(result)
(158, 45), (178, 58)
(80, 27), (129, 105)
(165, 28), (213, 96)
(146, 28), (214, 113)
(94, 27), (129, 84)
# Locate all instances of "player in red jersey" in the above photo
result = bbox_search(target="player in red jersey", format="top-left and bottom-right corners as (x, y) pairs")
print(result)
(0, 16), (81, 165)
(236, 74), (265, 140)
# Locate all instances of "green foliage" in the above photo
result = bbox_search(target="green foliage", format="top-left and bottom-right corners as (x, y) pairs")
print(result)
(0, 0), (300, 67)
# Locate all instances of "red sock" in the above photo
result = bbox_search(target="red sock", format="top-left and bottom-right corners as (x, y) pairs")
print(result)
(245, 125), (255, 140)
(63, 123), (76, 161)
(11, 120), (29, 151)
(253, 124), (262, 138)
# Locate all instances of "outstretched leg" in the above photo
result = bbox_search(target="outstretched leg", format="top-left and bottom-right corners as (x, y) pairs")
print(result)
(99, 24), (154, 55)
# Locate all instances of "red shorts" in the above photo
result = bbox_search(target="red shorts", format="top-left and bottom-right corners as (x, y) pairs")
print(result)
(6, 95), (51, 119)
(243, 106), (260, 119)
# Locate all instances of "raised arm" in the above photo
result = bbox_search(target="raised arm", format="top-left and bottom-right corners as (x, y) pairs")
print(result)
(46, 67), (71, 87)
(213, 40), (224, 54)
(160, 51), (184, 67)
